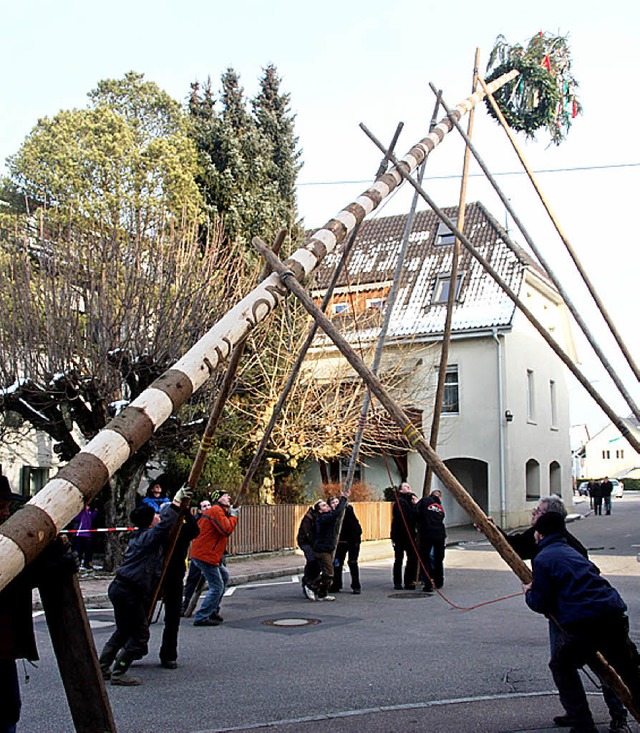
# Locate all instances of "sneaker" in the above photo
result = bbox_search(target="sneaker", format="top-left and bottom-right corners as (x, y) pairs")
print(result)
(352, 588), (361, 594)
(111, 672), (142, 686)
(318, 594), (336, 601)
(194, 618), (220, 626)
(609, 716), (631, 733)
(209, 612), (224, 623)
(303, 585), (318, 601)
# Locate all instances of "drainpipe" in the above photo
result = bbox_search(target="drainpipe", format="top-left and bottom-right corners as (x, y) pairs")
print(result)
(492, 328), (507, 527)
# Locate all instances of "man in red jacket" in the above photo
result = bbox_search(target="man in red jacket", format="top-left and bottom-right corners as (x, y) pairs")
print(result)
(189, 490), (239, 627)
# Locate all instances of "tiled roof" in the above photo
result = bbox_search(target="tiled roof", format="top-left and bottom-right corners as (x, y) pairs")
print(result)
(310, 201), (538, 342)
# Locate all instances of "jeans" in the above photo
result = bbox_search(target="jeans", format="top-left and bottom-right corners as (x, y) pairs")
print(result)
(418, 536), (445, 589)
(191, 559), (229, 622)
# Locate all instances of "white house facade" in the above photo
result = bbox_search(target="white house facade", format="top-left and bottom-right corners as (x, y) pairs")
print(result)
(304, 202), (577, 529)
(578, 417), (640, 480)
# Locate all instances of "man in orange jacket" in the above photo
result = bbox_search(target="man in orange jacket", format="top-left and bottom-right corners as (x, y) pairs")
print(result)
(189, 490), (239, 627)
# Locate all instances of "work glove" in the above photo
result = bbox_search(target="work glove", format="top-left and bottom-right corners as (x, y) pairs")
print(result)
(173, 485), (194, 504)
(229, 506), (240, 517)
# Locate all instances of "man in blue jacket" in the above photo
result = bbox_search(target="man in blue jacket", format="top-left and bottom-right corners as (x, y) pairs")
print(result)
(524, 511), (640, 733)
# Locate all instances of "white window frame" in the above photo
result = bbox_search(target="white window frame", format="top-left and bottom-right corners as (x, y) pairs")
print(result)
(442, 364), (460, 414)
(526, 369), (536, 422)
(432, 273), (463, 304)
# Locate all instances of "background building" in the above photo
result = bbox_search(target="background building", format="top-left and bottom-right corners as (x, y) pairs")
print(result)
(305, 202), (577, 529)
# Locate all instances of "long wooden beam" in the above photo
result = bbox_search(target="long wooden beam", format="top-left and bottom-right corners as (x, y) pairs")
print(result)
(0, 68), (520, 595)
(252, 236), (640, 722)
(1, 76), (521, 585)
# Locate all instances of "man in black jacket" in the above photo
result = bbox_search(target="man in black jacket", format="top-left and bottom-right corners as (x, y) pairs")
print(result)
(391, 483), (418, 590)
(329, 498), (362, 594)
(502, 495), (629, 733)
(158, 496), (199, 669)
(98, 485), (191, 685)
(524, 511), (639, 733)
(307, 492), (349, 601)
(416, 489), (446, 592)
(297, 504), (319, 600)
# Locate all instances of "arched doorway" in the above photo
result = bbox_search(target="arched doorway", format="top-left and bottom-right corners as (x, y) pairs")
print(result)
(435, 457), (489, 526)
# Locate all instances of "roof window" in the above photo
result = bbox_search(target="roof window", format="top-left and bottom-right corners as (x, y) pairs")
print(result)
(436, 222), (456, 245)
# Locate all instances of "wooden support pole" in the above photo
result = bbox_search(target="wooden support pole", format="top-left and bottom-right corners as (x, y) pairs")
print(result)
(478, 74), (640, 385)
(436, 82), (640, 422)
(38, 570), (117, 733)
(424, 50), (480, 497)
(252, 236), (640, 723)
(360, 122), (640, 456)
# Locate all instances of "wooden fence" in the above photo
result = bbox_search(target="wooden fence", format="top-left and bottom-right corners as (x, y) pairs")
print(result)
(226, 501), (392, 555)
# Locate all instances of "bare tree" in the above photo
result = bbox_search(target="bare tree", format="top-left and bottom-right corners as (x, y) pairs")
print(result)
(0, 211), (253, 566)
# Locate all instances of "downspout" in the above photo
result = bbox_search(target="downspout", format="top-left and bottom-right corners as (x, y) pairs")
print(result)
(492, 328), (507, 527)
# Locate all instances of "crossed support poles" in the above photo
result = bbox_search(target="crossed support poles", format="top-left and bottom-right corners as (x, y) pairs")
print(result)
(252, 236), (640, 724)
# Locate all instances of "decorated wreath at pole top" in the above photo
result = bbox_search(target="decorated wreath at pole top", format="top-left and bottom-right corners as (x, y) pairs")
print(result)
(484, 31), (582, 145)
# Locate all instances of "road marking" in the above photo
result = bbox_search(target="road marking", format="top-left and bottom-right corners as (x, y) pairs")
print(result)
(194, 689), (570, 732)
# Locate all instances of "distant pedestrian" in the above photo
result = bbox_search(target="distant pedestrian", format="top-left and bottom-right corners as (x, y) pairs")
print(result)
(591, 481), (603, 515)
(524, 511), (640, 733)
(297, 503), (319, 600)
(71, 500), (98, 569)
(330, 498), (362, 594)
(189, 490), (239, 627)
(416, 489), (446, 592)
(390, 482), (418, 590)
(601, 477), (613, 516)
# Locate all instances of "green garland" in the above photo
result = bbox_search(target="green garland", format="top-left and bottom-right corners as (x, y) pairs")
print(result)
(484, 58), (560, 138)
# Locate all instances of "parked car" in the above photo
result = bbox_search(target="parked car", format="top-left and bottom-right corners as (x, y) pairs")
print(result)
(576, 479), (623, 497)
(611, 479), (624, 498)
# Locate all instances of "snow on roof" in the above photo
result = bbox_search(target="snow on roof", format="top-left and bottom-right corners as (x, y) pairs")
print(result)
(310, 201), (532, 342)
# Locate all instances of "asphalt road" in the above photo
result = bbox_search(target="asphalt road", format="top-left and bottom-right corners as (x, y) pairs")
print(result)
(20, 494), (640, 733)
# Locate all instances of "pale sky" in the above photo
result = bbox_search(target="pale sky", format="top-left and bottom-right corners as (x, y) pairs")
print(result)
(1, 0), (639, 443)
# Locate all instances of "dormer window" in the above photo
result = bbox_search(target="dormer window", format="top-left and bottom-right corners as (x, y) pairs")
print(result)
(432, 273), (463, 303)
(366, 297), (386, 311)
(435, 222), (456, 245)
(333, 301), (350, 314)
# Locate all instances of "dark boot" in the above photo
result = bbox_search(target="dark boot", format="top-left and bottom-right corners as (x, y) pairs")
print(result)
(111, 650), (142, 686)
(98, 642), (119, 680)
(348, 561), (361, 592)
